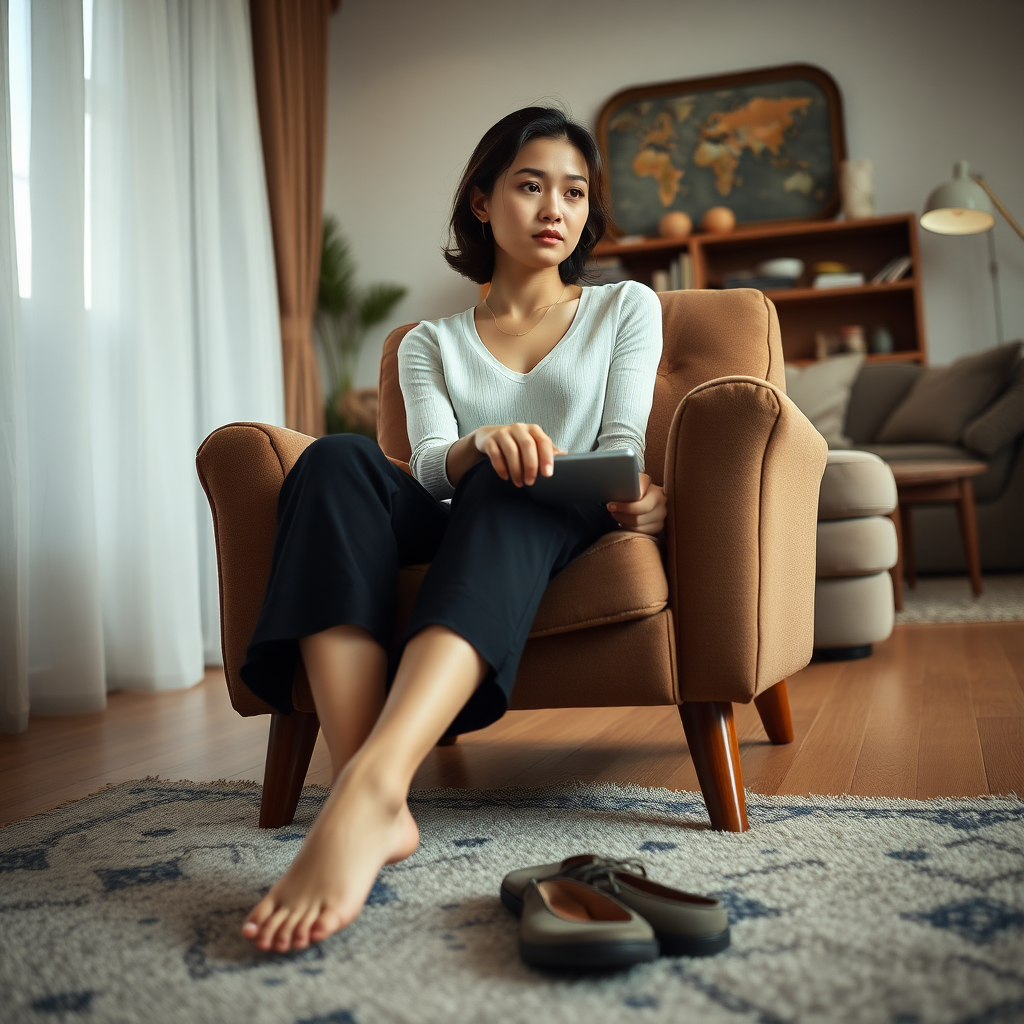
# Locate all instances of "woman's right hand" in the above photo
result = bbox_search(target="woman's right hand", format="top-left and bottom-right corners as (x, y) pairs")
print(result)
(473, 423), (564, 487)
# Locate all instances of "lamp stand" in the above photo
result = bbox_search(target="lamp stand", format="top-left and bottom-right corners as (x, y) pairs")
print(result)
(987, 229), (1004, 345)
(973, 175), (1019, 347)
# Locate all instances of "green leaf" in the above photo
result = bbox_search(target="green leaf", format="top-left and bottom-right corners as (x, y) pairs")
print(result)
(318, 215), (356, 316)
(358, 283), (407, 329)
(315, 216), (407, 401)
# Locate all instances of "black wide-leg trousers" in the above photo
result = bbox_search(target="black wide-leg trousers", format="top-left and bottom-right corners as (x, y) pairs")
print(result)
(240, 433), (618, 735)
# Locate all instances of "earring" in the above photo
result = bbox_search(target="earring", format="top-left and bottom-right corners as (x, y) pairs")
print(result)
(480, 221), (489, 240)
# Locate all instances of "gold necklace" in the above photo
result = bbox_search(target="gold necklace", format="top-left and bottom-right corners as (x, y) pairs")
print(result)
(482, 283), (568, 338)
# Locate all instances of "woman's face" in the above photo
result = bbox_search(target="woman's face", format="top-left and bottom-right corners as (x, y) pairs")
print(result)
(472, 136), (590, 273)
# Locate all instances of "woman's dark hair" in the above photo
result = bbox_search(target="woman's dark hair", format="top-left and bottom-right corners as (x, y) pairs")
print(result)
(444, 107), (608, 285)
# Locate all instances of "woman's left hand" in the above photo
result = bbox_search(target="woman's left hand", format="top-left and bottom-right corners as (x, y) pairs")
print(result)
(606, 473), (667, 537)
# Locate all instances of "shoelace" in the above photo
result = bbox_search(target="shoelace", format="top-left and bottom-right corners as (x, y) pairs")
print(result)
(560, 857), (647, 895)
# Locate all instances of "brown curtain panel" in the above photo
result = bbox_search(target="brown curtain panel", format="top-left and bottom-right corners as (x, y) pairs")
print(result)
(249, 0), (334, 437)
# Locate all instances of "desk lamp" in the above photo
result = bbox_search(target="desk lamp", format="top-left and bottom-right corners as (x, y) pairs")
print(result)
(921, 161), (1024, 344)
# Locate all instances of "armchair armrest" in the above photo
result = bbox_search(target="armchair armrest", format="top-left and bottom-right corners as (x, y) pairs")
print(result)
(196, 422), (315, 716)
(664, 376), (827, 703)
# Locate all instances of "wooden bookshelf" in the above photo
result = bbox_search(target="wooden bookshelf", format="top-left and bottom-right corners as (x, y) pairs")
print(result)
(594, 213), (928, 365)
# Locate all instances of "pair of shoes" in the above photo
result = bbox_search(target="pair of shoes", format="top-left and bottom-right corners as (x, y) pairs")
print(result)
(503, 855), (730, 967)
(518, 877), (659, 971)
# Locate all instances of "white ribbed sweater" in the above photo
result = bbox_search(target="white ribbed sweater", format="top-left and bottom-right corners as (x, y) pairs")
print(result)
(397, 280), (663, 500)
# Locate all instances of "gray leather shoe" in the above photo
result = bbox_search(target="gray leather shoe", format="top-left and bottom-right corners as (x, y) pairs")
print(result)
(518, 878), (659, 971)
(503, 856), (730, 957)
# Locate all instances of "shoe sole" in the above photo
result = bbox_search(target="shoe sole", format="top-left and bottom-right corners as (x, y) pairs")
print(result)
(503, 883), (730, 957)
(501, 884), (525, 916)
(658, 927), (731, 957)
(519, 937), (659, 972)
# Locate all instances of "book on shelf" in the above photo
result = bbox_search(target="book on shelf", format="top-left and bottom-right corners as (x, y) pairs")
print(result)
(651, 252), (691, 293)
(813, 271), (866, 289)
(870, 255), (913, 285)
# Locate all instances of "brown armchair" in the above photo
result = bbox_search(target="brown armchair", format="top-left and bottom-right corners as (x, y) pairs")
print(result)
(196, 289), (826, 833)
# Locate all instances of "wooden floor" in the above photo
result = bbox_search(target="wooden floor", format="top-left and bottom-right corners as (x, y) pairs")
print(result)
(2, 621), (1022, 826)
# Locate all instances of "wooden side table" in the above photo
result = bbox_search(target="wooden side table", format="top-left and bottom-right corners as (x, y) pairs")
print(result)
(887, 460), (987, 610)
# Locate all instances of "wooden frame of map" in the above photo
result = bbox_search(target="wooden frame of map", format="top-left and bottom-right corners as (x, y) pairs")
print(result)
(596, 63), (847, 238)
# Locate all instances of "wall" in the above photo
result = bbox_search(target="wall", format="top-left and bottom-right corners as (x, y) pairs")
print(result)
(324, 0), (1024, 386)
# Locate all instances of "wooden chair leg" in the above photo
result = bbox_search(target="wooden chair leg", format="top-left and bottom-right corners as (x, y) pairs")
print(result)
(754, 679), (795, 744)
(678, 701), (749, 832)
(259, 711), (321, 829)
(956, 477), (983, 597)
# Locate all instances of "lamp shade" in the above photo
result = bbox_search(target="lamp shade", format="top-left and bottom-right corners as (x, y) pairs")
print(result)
(921, 160), (996, 234)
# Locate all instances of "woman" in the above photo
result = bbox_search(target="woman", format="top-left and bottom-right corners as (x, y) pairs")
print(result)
(240, 107), (667, 953)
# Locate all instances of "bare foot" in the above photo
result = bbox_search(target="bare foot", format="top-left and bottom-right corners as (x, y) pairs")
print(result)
(242, 770), (419, 952)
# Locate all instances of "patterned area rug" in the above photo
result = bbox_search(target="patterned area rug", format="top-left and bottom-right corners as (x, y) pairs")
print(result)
(2, 780), (1024, 1024)
(896, 573), (1024, 624)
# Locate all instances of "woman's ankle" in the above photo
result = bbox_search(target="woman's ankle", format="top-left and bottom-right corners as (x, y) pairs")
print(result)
(335, 751), (410, 813)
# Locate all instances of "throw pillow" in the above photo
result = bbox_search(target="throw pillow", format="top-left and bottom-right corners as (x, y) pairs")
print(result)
(876, 341), (1022, 445)
(784, 353), (865, 448)
(962, 347), (1024, 457)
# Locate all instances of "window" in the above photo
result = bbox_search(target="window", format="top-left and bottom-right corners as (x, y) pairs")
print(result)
(9, 0), (30, 298)
(7, 0), (93, 303)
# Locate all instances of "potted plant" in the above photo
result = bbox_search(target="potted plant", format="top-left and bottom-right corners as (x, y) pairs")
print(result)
(316, 215), (407, 436)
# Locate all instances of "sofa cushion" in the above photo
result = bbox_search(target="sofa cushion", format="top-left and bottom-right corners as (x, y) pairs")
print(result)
(962, 349), (1024, 457)
(862, 442), (971, 462)
(817, 517), (898, 578)
(818, 450), (897, 520)
(845, 362), (922, 444)
(394, 531), (668, 644)
(876, 342), (1022, 444)
(784, 353), (864, 448)
(814, 572), (894, 649)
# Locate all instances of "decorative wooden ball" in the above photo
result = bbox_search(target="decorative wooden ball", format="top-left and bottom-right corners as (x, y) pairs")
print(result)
(701, 206), (736, 234)
(658, 211), (692, 239)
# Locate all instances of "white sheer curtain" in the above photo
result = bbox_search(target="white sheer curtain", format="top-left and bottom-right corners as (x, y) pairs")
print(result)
(182, 1), (284, 663)
(1, 0), (283, 731)
(1, 0), (31, 732)
(25, 0), (106, 715)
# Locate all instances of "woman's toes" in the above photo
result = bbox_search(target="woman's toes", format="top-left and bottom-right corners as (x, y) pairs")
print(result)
(274, 909), (305, 952)
(292, 907), (320, 950)
(310, 906), (346, 943)
(242, 896), (275, 938)
(257, 906), (291, 951)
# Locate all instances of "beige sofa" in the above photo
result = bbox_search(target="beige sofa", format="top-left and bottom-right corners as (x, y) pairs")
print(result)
(846, 352), (1024, 572)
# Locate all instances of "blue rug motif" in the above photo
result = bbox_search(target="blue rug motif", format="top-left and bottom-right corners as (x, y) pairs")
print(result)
(1, 780), (1023, 1023)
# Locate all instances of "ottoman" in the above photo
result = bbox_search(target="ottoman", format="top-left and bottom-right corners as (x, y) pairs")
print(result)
(815, 450), (899, 659)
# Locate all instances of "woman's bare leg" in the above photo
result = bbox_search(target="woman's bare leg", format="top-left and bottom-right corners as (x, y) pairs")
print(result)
(242, 624), (486, 952)
(299, 624), (388, 780)
(298, 625), (415, 867)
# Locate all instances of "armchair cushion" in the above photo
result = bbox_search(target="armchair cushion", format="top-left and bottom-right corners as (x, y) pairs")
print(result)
(393, 531), (667, 644)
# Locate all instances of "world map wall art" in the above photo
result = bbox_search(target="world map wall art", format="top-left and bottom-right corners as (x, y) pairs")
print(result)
(597, 63), (847, 236)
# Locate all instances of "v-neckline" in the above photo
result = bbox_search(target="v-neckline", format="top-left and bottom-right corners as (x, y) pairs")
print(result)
(467, 287), (588, 382)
